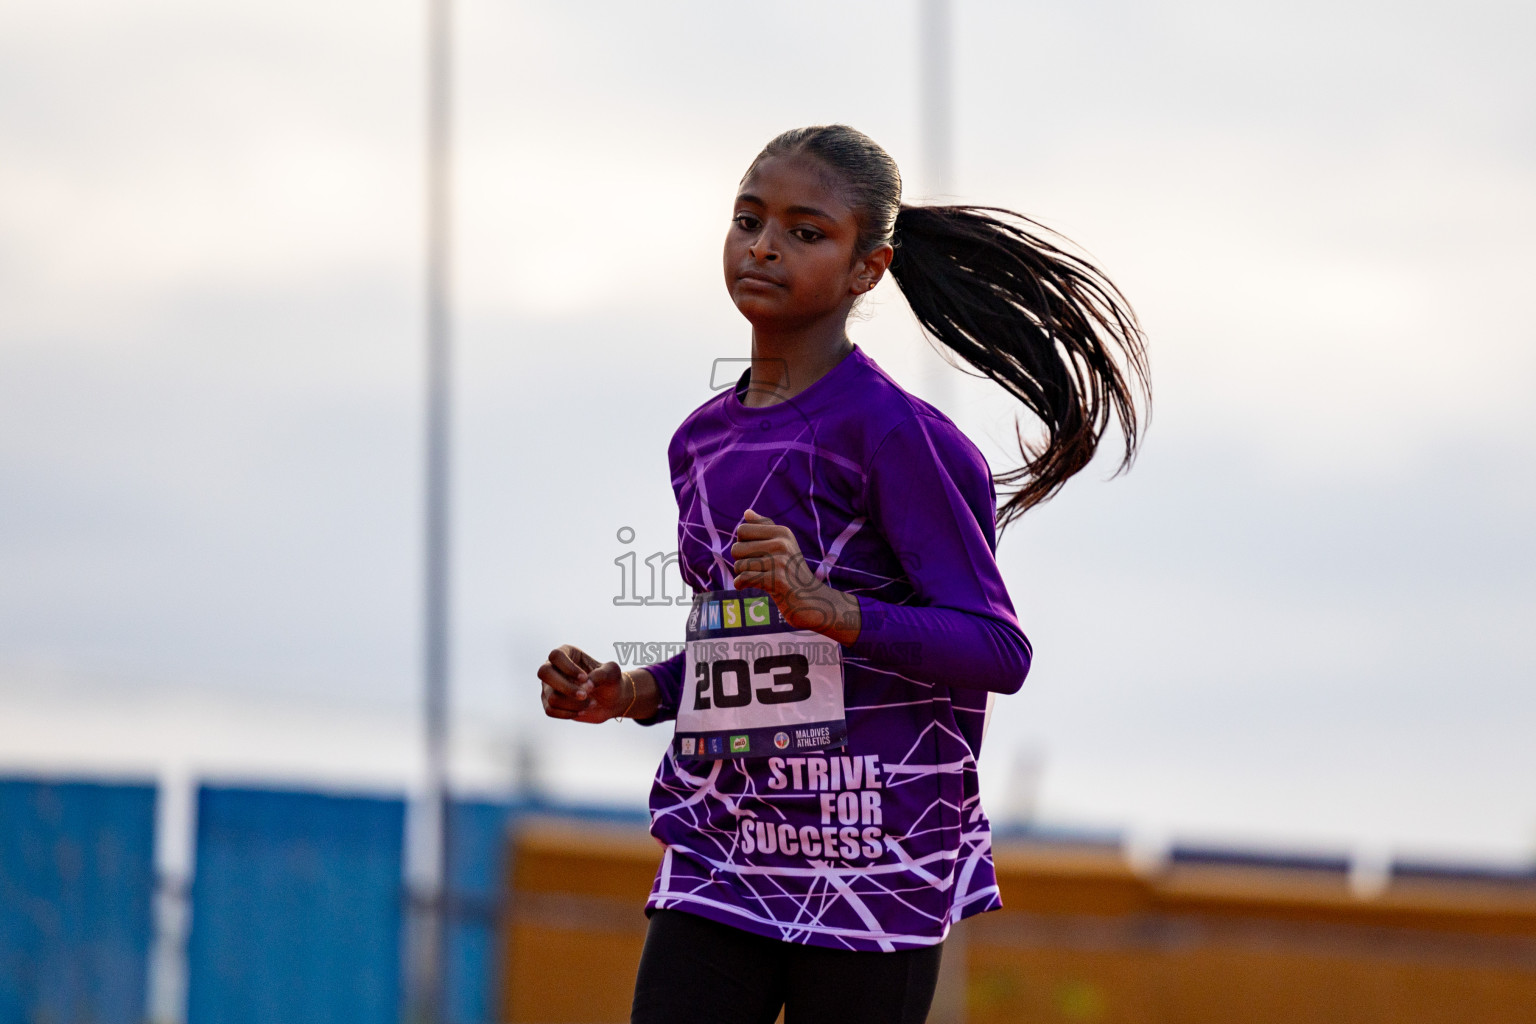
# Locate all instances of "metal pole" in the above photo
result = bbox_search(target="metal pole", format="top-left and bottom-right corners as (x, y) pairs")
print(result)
(919, 0), (953, 197)
(418, 0), (452, 1019)
(917, 14), (966, 1021)
(919, 0), (956, 418)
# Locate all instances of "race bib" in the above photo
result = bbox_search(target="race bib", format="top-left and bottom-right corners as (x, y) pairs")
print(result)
(674, 588), (847, 759)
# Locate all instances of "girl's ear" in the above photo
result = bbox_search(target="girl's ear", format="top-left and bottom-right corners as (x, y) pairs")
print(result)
(852, 243), (895, 294)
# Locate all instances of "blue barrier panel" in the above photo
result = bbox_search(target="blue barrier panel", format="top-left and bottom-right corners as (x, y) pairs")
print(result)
(444, 800), (515, 1024)
(0, 776), (156, 1024)
(185, 785), (405, 1024)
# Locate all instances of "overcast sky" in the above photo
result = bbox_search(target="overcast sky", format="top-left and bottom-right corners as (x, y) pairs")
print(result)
(2, 0), (1533, 865)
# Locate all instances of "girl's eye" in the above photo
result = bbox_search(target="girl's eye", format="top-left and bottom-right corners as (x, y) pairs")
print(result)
(734, 214), (759, 231)
(792, 228), (823, 243)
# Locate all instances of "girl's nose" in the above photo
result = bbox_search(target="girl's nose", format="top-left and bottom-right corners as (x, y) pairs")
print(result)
(748, 235), (779, 261)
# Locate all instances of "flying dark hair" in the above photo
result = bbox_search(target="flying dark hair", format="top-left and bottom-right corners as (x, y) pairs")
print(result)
(751, 125), (1151, 531)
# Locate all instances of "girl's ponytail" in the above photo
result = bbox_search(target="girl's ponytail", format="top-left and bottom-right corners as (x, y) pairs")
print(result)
(749, 125), (1150, 532)
(890, 204), (1150, 529)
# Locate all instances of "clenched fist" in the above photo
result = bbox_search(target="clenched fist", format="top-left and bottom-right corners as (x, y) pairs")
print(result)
(538, 644), (646, 723)
(729, 508), (862, 644)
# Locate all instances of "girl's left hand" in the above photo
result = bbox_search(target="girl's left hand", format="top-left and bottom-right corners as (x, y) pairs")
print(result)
(729, 509), (860, 643)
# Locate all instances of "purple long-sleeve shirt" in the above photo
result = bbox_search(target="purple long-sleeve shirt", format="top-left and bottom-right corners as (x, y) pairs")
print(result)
(636, 343), (1031, 950)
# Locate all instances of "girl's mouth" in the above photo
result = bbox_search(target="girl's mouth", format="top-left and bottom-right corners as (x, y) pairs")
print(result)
(737, 270), (785, 288)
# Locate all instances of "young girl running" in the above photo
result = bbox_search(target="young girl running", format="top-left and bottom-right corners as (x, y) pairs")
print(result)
(536, 124), (1149, 1024)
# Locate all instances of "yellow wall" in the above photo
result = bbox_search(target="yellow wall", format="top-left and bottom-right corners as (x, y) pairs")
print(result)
(497, 819), (1536, 1023)
(498, 821), (658, 1024)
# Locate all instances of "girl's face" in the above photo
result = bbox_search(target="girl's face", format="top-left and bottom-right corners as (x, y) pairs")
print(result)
(724, 153), (890, 330)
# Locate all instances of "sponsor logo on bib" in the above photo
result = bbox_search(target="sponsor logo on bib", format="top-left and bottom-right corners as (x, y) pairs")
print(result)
(730, 734), (750, 753)
(680, 738), (696, 756)
(722, 600), (742, 628)
(774, 731), (790, 749)
(745, 596), (771, 626)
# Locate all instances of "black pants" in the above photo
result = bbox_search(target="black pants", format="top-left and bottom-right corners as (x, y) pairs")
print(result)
(631, 909), (943, 1024)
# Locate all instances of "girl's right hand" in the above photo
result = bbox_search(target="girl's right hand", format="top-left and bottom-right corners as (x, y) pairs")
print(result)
(538, 644), (632, 723)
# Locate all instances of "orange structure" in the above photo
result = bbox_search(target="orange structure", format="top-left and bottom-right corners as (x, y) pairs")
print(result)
(498, 817), (1536, 1023)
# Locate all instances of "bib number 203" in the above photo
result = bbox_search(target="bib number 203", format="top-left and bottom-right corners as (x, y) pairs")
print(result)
(693, 654), (810, 710)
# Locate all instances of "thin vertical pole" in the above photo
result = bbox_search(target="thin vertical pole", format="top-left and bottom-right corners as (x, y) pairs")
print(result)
(917, 18), (969, 1019)
(419, 0), (452, 1019)
(920, 0), (954, 197)
(919, 0), (956, 417)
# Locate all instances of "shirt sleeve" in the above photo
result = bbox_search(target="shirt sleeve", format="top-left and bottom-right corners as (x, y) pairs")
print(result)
(851, 414), (1032, 694)
(632, 421), (691, 725)
(634, 649), (686, 725)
